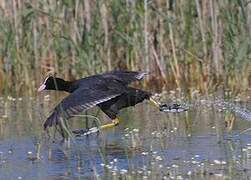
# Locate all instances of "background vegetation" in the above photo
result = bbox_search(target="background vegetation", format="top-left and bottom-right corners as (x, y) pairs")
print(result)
(0, 0), (250, 96)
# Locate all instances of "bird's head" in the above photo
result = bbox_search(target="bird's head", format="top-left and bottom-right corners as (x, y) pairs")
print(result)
(38, 76), (57, 92)
(38, 75), (72, 92)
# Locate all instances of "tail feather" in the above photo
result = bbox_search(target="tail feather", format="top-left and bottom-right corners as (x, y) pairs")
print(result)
(135, 71), (148, 80)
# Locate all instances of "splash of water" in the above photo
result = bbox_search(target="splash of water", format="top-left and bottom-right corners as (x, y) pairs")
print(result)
(196, 99), (251, 121)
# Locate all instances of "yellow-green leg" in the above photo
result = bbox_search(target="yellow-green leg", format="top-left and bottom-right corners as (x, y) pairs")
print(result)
(72, 118), (120, 136)
(96, 98), (158, 131)
(149, 97), (160, 108)
(100, 118), (120, 130)
(99, 98), (158, 130)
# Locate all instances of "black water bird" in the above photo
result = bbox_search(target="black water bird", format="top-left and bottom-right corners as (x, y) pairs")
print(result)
(38, 70), (160, 136)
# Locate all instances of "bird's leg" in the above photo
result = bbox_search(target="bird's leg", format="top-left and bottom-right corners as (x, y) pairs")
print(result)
(72, 118), (120, 136)
(85, 111), (89, 129)
(100, 118), (120, 130)
(149, 97), (160, 108)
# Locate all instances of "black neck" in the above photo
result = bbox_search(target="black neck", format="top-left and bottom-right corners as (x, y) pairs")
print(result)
(51, 78), (74, 93)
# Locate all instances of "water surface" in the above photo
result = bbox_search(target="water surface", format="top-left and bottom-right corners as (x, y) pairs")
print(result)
(0, 95), (251, 179)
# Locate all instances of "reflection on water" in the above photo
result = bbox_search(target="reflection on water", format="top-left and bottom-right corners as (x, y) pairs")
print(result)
(0, 95), (251, 179)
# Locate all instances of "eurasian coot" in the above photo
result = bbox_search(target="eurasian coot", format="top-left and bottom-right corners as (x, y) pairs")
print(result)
(38, 70), (160, 136)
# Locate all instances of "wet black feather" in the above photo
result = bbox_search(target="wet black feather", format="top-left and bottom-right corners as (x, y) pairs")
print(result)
(42, 70), (149, 130)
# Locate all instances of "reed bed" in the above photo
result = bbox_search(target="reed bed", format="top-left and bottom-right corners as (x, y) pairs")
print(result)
(0, 0), (250, 96)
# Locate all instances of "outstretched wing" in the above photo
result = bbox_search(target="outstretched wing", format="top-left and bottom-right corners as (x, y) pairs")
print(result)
(102, 70), (148, 85)
(43, 87), (122, 129)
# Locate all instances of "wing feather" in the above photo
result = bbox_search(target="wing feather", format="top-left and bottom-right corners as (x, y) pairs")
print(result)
(101, 70), (148, 84)
(43, 87), (121, 129)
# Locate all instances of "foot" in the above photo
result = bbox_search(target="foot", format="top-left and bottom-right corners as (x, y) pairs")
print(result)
(72, 127), (99, 137)
(159, 103), (189, 112)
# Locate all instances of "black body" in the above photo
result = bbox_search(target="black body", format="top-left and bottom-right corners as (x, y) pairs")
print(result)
(41, 70), (151, 130)
(98, 87), (150, 119)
